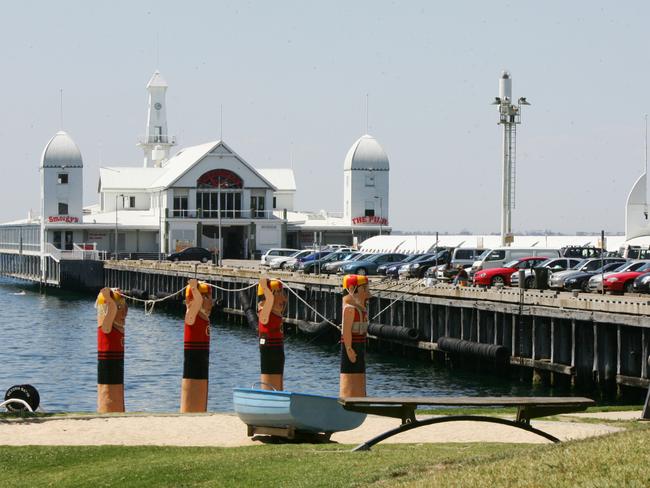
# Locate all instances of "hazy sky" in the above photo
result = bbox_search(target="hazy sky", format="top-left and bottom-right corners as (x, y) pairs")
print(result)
(1, 1), (648, 233)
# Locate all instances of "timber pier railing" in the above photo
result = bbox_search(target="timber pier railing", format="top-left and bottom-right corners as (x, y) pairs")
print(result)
(104, 260), (650, 394)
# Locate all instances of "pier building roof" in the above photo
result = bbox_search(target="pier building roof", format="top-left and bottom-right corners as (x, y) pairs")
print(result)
(98, 167), (165, 191)
(147, 70), (168, 88)
(40, 131), (83, 168)
(344, 134), (389, 171)
(258, 169), (296, 192)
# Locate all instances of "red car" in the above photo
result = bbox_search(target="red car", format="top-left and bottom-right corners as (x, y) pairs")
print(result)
(473, 257), (549, 287)
(602, 262), (650, 293)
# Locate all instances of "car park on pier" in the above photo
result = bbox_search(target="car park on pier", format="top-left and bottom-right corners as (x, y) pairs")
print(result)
(561, 261), (628, 292)
(471, 247), (559, 276)
(549, 257), (627, 290)
(377, 254), (423, 276)
(321, 252), (366, 274)
(586, 260), (649, 293)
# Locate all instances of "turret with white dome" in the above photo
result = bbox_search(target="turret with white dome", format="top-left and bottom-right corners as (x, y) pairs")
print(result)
(343, 134), (390, 227)
(40, 131), (84, 226)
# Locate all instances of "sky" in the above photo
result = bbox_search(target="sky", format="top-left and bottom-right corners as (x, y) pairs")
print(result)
(0, 1), (648, 234)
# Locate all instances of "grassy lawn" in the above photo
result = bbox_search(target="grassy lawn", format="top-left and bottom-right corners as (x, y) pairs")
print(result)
(1, 423), (649, 487)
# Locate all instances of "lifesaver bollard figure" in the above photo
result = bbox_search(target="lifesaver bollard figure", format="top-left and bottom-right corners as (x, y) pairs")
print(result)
(339, 274), (371, 398)
(96, 287), (128, 413)
(181, 279), (213, 413)
(258, 277), (287, 391)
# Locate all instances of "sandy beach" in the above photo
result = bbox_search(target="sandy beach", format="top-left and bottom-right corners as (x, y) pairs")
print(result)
(0, 412), (628, 447)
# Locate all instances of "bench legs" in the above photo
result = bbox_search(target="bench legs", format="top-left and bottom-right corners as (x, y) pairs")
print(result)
(351, 415), (561, 451)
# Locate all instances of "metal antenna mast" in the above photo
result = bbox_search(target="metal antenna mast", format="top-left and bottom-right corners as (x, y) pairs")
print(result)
(493, 71), (529, 246)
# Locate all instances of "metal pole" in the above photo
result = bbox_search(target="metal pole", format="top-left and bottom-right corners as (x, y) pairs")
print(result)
(114, 194), (118, 259)
(601, 230), (605, 295)
(218, 177), (222, 266)
(380, 197), (383, 236)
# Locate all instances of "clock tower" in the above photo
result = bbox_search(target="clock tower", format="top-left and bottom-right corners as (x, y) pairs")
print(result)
(137, 70), (175, 167)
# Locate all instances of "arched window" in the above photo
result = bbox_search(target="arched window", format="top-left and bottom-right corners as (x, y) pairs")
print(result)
(197, 169), (243, 189)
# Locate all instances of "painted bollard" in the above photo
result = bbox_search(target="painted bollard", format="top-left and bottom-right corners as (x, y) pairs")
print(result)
(180, 279), (213, 413)
(339, 274), (371, 398)
(96, 287), (128, 413)
(257, 277), (287, 391)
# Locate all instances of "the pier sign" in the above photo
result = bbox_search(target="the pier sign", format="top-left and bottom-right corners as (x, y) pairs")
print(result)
(352, 216), (388, 225)
(48, 216), (79, 223)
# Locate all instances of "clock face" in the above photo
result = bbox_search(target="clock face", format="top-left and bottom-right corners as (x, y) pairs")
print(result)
(154, 102), (162, 110)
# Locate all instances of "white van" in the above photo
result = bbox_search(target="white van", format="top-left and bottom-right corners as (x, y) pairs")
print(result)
(471, 247), (560, 274)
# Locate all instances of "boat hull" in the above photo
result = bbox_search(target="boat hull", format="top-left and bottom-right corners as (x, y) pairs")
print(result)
(233, 388), (366, 434)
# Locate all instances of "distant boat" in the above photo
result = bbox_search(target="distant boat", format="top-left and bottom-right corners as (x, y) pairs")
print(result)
(233, 388), (366, 439)
(11, 291), (26, 296)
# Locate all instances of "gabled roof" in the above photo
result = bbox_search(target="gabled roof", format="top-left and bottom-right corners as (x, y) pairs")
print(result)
(98, 166), (165, 192)
(257, 169), (296, 191)
(150, 140), (277, 190)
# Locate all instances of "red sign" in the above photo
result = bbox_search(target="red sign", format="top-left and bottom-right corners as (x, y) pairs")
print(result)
(352, 216), (388, 225)
(48, 216), (79, 223)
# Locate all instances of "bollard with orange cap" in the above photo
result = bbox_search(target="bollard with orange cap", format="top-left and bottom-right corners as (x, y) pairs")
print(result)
(339, 274), (371, 398)
(180, 279), (213, 413)
(96, 287), (128, 413)
(257, 277), (287, 391)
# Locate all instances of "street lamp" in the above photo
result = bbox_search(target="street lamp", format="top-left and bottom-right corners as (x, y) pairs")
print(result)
(115, 193), (124, 259)
(374, 196), (383, 236)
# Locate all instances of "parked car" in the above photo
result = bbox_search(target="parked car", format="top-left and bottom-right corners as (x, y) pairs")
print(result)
(602, 262), (650, 293)
(377, 254), (423, 276)
(268, 249), (312, 270)
(398, 249), (452, 279)
(586, 261), (649, 293)
(471, 248), (560, 275)
(289, 251), (332, 271)
(473, 257), (549, 287)
(298, 251), (354, 274)
(549, 258), (627, 290)
(340, 253), (407, 276)
(632, 272), (650, 293)
(384, 254), (431, 279)
(510, 258), (582, 288)
(322, 253), (366, 274)
(260, 248), (299, 266)
(561, 261), (628, 292)
(167, 247), (212, 263)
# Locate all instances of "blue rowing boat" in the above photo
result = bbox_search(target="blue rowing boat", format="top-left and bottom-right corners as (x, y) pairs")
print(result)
(233, 388), (366, 439)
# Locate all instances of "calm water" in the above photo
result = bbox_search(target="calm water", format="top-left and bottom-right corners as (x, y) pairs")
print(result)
(0, 277), (561, 412)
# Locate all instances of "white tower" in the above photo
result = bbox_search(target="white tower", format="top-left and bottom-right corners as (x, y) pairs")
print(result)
(137, 70), (175, 167)
(343, 134), (390, 231)
(40, 131), (84, 223)
(494, 71), (529, 246)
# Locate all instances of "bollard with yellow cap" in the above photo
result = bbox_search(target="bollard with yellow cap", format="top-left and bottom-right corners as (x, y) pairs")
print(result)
(180, 279), (213, 413)
(339, 274), (371, 398)
(96, 287), (128, 413)
(257, 277), (287, 391)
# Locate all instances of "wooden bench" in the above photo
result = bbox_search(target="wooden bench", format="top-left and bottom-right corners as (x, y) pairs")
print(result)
(339, 396), (595, 451)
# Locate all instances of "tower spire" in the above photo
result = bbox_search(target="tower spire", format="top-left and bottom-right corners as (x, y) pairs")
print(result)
(137, 71), (175, 167)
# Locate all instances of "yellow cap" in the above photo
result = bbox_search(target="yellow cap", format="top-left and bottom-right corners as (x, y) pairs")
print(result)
(257, 279), (283, 296)
(185, 281), (211, 300)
